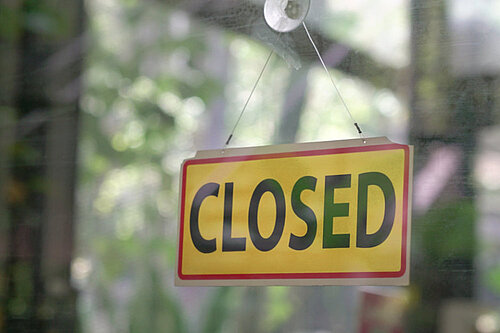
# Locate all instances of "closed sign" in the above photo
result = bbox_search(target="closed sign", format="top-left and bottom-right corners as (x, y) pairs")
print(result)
(176, 138), (412, 286)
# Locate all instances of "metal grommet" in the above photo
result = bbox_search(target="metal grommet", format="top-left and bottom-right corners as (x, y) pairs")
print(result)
(264, 0), (310, 33)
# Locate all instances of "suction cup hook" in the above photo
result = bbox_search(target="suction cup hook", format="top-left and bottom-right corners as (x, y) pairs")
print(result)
(264, 0), (310, 33)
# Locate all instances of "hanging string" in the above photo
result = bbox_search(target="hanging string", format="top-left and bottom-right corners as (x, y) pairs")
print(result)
(302, 22), (366, 143)
(223, 16), (366, 150)
(223, 15), (287, 151)
(224, 48), (274, 149)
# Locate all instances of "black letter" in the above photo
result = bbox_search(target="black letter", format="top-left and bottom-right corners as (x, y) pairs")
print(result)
(190, 183), (218, 253)
(356, 172), (396, 248)
(223, 183), (246, 251)
(248, 179), (286, 251)
(289, 176), (317, 250)
(323, 175), (351, 248)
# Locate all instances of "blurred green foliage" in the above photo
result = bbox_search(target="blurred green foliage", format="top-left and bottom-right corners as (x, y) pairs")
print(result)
(75, 0), (498, 332)
(420, 200), (475, 263)
(77, 0), (238, 331)
(2, 0), (498, 331)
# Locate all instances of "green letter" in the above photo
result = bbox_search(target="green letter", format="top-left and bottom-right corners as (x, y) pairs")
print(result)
(356, 172), (395, 248)
(323, 175), (351, 248)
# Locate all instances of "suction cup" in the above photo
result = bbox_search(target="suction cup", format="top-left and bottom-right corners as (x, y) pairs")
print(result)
(264, 0), (310, 33)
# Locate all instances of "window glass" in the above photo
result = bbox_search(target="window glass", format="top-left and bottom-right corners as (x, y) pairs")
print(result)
(1, 0), (499, 332)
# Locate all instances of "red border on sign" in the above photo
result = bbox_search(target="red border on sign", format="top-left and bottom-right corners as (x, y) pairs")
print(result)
(178, 143), (410, 281)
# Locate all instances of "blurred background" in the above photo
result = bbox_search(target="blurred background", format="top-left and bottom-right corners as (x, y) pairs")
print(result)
(1, 0), (500, 332)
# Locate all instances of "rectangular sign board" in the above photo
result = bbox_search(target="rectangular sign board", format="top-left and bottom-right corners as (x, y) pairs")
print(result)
(176, 137), (413, 286)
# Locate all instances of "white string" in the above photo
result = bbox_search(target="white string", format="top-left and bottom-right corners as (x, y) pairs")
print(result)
(223, 17), (366, 151)
(222, 17), (286, 151)
(302, 22), (366, 143)
(223, 48), (274, 150)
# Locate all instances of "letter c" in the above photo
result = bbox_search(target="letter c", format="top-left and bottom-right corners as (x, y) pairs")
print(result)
(190, 183), (219, 253)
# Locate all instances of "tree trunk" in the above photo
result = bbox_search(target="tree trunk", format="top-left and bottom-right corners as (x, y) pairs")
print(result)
(0, 0), (20, 327)
(3, 0), (85, 331)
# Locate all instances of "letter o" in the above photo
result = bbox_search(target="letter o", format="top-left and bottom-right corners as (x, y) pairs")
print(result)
(248, 179), (286, 251)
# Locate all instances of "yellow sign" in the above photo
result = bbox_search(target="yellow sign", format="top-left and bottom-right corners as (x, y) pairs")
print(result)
(176, 137), (412, 286)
